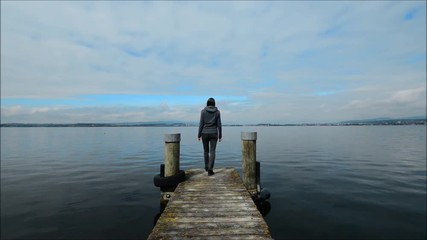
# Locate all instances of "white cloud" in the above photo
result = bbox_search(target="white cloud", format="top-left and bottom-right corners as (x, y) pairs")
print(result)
(1, 1), (426, 123)
(390, 88), (426, 104)
(341, 86), (426, 120)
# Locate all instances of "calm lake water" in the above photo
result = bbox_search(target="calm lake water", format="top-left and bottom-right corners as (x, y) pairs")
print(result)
(1, 126), (426, 239)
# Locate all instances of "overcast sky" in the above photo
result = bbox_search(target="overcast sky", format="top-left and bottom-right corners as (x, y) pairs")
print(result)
(1, 1), (426, 124)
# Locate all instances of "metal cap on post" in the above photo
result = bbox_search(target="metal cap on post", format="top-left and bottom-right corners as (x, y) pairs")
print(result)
(164, 133), (180, 177)
(241, 132), (257, 141)
(164, 133), (181, 143)
(241, 132), (257, 196)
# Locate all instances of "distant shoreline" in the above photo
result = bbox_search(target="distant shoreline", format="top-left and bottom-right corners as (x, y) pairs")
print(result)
(1, 119), (426, 128)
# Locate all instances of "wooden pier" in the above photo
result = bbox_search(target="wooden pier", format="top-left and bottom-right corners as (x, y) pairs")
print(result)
(148, 168), (272, 239)
(149, 132), (271, 239)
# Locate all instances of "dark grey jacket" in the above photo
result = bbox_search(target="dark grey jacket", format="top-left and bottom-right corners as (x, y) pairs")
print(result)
(198, 106), (222, 139)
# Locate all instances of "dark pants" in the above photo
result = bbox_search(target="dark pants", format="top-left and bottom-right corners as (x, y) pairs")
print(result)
(202, 133), (218, 170)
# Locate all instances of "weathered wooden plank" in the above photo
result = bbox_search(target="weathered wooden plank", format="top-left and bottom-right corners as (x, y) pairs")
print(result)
(170, 192), (248, 197)
(173, 236), (271, 240)
(151, 220), (269, 231)
(154, 230), (270, 237)
(156, 216), (265, 223)
(151, 232), (271, 240)
(173, 197), (252, 201)
(163, 205), (258, 212)
(148, 168), (272, 240)
(164, 207), (257, 213)
(153, 236), (271, 240)
(153, 221), (266, 229)
(166, 203), (254, 209)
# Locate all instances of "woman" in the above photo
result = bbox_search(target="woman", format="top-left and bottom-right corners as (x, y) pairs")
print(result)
(198, 98), (222, 176)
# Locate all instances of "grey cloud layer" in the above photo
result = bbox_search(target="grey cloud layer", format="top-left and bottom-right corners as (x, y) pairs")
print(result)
(1, 1), (426, 123)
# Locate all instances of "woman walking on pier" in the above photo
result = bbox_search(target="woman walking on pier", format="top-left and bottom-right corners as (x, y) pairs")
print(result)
(198, 98), (222, 176)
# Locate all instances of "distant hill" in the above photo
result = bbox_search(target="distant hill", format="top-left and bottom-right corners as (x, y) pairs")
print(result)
(0, 121), (194, 127)
(338, 116), (426, 125)
(1, 116), (426, 127)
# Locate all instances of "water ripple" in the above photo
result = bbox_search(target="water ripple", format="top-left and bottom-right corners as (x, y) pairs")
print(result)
(1, 126), (426, 239)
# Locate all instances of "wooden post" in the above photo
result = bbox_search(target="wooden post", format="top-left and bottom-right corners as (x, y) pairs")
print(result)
(241, 132), (257, 196)
(164, 133), (180, 177)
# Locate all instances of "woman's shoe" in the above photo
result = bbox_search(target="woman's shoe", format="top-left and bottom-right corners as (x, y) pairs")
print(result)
(208, 170), (215, 176)
(205, 167), (208, 172)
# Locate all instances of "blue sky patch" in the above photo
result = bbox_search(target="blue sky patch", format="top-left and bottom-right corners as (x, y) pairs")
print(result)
(404, 8), (420, 20)
(1, 95), (248, 108)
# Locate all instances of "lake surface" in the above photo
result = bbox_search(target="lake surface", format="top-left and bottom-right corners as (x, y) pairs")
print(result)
(1, 126), (426, 239)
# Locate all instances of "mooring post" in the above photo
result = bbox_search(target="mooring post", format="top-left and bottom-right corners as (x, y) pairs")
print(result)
(158, 133), (181, 206)
(164, 133), (180, 177)
(241, 132), (257, 196)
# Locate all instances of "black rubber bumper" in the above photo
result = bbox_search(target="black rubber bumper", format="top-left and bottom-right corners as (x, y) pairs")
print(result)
(153, 170), (186, 188)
